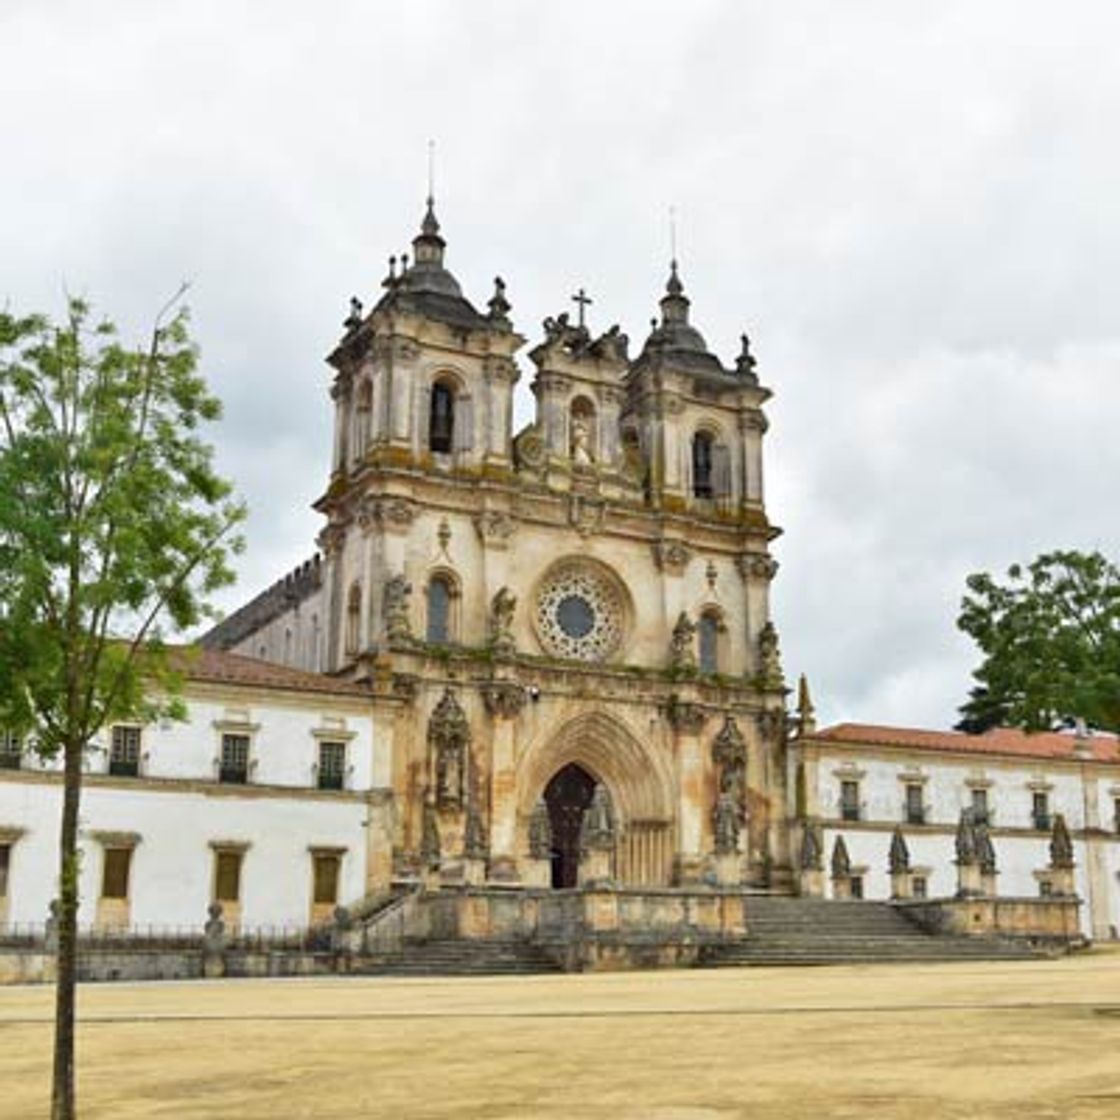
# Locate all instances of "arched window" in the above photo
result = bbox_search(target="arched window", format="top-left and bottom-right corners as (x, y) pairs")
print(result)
(427, 575), (453, 644)
(345, 583), (362, 655)
(692, 431), (714, 498)
(699, 612), (721, 674)
(429, 381), (455, 453)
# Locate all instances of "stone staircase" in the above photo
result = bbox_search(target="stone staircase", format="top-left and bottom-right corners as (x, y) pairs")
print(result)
(356, 938), (564, 977)
(696, 897), (1044, 967)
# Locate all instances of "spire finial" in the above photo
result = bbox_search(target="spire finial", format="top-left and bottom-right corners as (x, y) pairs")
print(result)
(797, 673), (816, 736)
(427, 138), (435, 206)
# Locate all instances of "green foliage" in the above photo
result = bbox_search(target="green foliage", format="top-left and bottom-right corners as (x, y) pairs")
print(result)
(0, 295), (246, 755)
(956, 550), (1120, 734)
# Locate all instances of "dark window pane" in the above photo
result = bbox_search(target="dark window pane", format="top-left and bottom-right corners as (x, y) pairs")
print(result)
(698, 615), (719, 674)
(840, 780), (860, 821)
(427, 578), (451, 643)
(0, 731), (21, 770)
(318, 742), (346, 791)
(429, 383), (454, 453)
(220, 735), (250, 784)
(912, 876), (927, 898)
(850, 876), (864, 899)
(0, 844), (10, 897)
(692, 432), (713, 498)
(557, 595), (595, 639)
(110, 726), (141, 777)
(905, 784), (924, 823)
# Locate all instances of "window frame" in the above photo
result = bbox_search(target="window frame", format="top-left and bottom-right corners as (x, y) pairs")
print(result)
(0, 730), (21, 770)
(109, 725), (142, 778)
(100, 848), (133, 901)
(839, 779), (861, 822)
(691, 430), (715, 499)
(429, 380), (456, 454)
(219, 733), (251, 785)
(316, 740), (347, 792)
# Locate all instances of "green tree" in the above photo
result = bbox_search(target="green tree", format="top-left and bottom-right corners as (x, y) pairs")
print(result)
(956, 550), (1120, 734)
(0, 294), (245, 1119)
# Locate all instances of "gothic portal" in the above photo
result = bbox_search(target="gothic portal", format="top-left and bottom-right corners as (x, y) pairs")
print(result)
(204, 197), (792, 892)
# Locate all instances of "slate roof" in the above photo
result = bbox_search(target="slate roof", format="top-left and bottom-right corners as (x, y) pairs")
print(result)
(814, 722), (1120, 766)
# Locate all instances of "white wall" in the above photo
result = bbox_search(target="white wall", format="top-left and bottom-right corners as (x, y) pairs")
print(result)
(0, 681), (385, 929)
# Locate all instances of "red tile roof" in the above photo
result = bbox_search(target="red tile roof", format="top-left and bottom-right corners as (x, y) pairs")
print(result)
(814, 722), (1120, 765)
(167, 647), (372, 699)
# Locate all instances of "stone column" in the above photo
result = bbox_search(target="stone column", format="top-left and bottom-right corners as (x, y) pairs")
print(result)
(481, 680), (525, 882)
(667, 696), (708, 885)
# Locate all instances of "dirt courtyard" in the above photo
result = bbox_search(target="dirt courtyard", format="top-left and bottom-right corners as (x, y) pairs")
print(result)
(1, 952), (1119, 1119)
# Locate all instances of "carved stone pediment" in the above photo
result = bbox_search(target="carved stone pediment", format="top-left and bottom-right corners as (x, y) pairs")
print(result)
(480, 681), (525, 719)
(569, 494), (606, 537)
(735, 553), (779, 582)
(359, 496), (416, 534)
(666, 695), (707, 735)
(473, 510), (517, 547)
(652, 539), (691, 574)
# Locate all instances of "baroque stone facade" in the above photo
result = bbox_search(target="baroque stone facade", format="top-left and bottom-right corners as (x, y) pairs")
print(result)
(204, 197), (789, 891)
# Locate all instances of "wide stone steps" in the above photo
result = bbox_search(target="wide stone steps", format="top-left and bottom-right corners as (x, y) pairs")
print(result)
(356, 939), (563, 977)
(698, 899), (1041, 967)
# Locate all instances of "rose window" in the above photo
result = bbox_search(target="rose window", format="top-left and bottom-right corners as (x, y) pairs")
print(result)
(534, 562), (625, 662)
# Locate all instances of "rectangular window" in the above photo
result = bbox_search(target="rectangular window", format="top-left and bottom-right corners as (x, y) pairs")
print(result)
(220, 734), (250, 784)
(970, 788), (989, 824)
(1039, 879), (1053, 898)
(214, 851), (243, 903)
(1032, 791), (1051, 832)
(0, 844), (10, 897)
(312, 853), (341, 906)
(317, 741), (346, 791)
(911, 875), (928, 899)
(109, 726), (141, 778)
(0, 731), (21, 770)
(101, 848), (132, 900)
(905, 784), (925, 825)
(840, 780), (861, 822)
(849, 875), (864, 899)
(1115, 798), (1120, 836)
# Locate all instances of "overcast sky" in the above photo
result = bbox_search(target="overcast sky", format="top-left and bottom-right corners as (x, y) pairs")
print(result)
(3, 1), (1118, 730)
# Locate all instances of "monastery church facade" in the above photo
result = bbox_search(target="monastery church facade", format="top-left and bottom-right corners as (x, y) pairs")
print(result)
(207, 197), (790, 893)
(2, 200), (1116, 942)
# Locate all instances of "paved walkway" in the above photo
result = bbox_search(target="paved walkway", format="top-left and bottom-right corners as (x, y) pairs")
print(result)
(2, 952), (1119, 1118)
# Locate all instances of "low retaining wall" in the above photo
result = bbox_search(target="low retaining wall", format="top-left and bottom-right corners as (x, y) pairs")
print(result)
(897, 896), (1084, 945)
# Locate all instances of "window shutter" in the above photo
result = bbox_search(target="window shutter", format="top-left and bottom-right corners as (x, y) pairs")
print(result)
(712, 443), (732, 499)
(454, 395), (474, 452)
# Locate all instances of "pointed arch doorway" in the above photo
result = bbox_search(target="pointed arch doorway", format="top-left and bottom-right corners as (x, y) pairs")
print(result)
(544, 763), (598, 888)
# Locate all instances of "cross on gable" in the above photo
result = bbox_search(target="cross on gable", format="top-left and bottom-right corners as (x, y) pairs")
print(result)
(571, 287), (592, 329)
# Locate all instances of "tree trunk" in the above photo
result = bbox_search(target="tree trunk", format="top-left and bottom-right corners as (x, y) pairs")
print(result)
(51, 738), (83, 1120)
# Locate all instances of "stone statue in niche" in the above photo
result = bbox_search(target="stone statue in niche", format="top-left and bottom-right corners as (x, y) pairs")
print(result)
(757, 620), (784, 687)
(528, 798), (553, 860)
(427, 689), (470, 811)
(669, 611), (697, 671)
(711, 715), (747, 806)
(383, 574), (413, 643)
(488, 586), (517, 655)
(579, 784), (615, 853)
(713, 792), (741, 855)
(570, 415), (594, 465)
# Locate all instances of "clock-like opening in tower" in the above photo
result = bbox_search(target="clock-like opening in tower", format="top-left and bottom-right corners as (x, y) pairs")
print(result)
(544, 763), (598, 889)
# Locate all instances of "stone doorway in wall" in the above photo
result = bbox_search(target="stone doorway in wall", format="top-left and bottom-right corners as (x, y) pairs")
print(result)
(544, 763), (598, 889)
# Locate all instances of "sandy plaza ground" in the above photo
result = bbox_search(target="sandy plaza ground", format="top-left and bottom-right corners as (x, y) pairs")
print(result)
(1, 952), (1119, 1119)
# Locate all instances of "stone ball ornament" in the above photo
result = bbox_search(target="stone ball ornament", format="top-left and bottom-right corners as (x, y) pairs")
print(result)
(533, 559), (629, 662)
